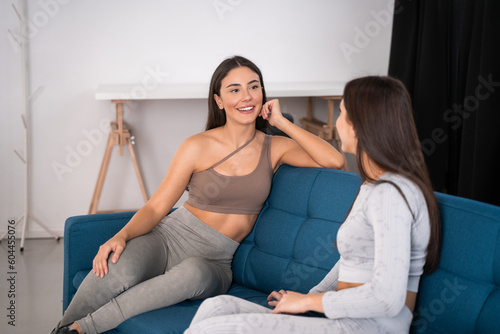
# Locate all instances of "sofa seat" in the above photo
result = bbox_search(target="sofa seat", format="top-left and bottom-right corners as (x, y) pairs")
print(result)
(103, 284), (270, 334)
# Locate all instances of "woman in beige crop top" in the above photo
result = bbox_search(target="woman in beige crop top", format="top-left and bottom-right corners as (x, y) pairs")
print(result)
(53, 56), (344, 334)
(94, 56), (344, 268)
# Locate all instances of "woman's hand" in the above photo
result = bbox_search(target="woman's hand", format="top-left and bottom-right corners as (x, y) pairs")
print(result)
(261, 98), (344, 170)
(93, 235), (126, 278)
(271, 291), (310, 314)
(261, 99), (286, 128)
(267, 289), (287, 307)
(269, 291), (324, 315)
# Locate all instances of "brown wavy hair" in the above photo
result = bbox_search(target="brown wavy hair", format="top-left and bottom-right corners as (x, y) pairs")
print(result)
(206, 56), (268, 131)
(343, 76), (441, 274)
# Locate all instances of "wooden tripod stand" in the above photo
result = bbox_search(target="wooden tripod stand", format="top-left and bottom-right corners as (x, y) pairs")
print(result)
(88, 100), (148, 214)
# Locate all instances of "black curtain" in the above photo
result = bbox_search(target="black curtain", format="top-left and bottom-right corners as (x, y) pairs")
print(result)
(389, 0), (500, 206)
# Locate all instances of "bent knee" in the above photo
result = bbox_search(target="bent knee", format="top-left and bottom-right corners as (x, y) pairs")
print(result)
(176, 257), (231, 298)
(179, 257), (219, 281)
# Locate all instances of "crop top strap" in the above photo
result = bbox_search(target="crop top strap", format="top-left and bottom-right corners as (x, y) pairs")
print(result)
(210, 131), (257, 169)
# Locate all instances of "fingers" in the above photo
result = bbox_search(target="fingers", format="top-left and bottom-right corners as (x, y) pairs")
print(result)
(93, 246), (110, 278)
(111, 245), (124, 264)
(261, 99), (278, 119)
(268, 301), (279, 307)
(260, 102), (270, 119)
(266, 290), (280, 301)
(92, 236), (127, 278)
(267, 289), (287, 307)
(271, 293), (286, 314)
(267, 290), (286, 301)
(270, 291), (301, 314)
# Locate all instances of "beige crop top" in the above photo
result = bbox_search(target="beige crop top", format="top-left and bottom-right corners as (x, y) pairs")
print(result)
(186, 133), (274, 215)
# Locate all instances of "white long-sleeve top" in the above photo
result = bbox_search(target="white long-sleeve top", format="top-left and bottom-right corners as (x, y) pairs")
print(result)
(309, 173), (430, 319)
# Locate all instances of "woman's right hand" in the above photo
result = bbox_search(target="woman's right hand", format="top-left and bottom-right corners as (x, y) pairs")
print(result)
(93, 235), (126, 278)
(267, 289), (287, 307)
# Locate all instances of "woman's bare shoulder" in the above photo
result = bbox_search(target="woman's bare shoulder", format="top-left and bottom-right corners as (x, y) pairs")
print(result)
(177, 129), (222, 163)
(183, 129), (221, 148)
(268, 133), (294, 153)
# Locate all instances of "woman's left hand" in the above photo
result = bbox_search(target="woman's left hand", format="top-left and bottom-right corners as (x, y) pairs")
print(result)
(271, 291), (311, 315)
(261, 99), (285, 127)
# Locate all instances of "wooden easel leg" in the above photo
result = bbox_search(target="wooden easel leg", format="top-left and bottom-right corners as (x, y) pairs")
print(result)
(306, 97), (313, 120)
(88, 100), (149, 213)
(126, 135), (148, 204)
(116, 102), (124, 156)
(88, 131), (116, 214)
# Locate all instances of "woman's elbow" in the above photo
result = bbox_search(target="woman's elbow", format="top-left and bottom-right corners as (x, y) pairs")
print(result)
(380, 293), (407, 318)
(322, 153), (345, 170)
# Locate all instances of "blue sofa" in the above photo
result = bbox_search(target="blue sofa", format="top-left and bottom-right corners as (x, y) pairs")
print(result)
(63, 165), (500, 333)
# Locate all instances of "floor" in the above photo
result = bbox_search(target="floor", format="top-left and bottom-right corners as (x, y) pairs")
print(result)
(0, 238), (64, 334)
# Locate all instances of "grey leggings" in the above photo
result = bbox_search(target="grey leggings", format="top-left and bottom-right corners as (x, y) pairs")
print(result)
(186, 295), (413, 334)
(59, 207), (239, 334)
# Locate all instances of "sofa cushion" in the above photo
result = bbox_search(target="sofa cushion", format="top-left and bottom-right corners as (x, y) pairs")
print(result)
(232, 165), (362, 294)
(411, 192), (500, 334)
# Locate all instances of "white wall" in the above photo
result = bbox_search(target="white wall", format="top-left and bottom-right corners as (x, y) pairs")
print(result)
(0, 0), (395, 238)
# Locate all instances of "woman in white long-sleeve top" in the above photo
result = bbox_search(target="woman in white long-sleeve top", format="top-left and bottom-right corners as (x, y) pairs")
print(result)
(185, 76), (442, 334)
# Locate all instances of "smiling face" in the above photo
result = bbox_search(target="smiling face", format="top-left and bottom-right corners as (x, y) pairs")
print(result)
(214, 66), (263, 126)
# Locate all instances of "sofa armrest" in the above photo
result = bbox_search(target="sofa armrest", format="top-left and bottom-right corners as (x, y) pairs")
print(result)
(62, 211), (136, 312)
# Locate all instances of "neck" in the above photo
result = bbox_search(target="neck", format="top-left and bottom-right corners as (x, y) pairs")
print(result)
(222, 123), (257, 148)
(361, 153), (385, 182)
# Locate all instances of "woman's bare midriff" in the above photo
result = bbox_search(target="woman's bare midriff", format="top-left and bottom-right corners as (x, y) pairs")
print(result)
(183, 203), (258, 243)
(337, 281), (417, 313)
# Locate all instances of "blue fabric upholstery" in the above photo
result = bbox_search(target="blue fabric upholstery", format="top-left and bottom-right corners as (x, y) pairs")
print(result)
(232, 165), (361, 294)
(63, 211), (136, 312)
(62, 165), (500, 334)
(411, 192), (500, 334)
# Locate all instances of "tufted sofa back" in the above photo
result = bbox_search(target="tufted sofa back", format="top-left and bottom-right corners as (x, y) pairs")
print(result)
(232, 164), (362, 293)
(411, 192), (500, 334)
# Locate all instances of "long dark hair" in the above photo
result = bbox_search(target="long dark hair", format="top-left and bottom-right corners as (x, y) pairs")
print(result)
(343, 76), (441, 274)
(206, 56), (268, 131)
